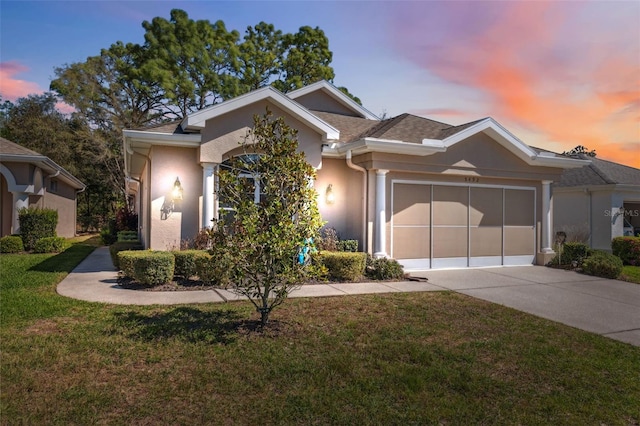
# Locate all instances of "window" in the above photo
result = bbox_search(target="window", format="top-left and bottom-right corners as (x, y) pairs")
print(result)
(49, 179), (58, 193)
(219, 154), (265, 211)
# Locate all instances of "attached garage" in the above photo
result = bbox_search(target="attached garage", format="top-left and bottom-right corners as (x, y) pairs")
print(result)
(391, 181), (536, 270)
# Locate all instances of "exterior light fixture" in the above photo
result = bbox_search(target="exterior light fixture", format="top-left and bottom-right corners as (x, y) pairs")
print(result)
(325, 184), (335, 204)
(172, 177), (183, 200)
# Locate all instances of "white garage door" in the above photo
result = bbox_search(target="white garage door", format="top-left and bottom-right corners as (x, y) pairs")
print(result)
(391, 182), (536, 270)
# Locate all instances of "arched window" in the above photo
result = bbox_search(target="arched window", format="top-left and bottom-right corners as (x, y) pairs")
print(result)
(219, 154), (265, 210)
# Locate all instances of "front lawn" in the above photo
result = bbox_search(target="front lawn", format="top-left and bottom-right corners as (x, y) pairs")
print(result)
(1, 240), (639, 425)
(619, 265), (640, 284)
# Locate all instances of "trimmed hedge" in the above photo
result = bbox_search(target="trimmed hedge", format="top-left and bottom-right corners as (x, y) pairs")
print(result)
(365, 256), (405, 280)
(109, 240), (143, 269)
(0, 236), (24, 253)
(118, 250), (175, 286)
(554, 242), (591, 266)
(612, 236), (640, 266)
(582, 251), (623, 279)
(317, 251), (367, 281)
(117, 231), (139, 242)
(33, 237), (67, 253)
(195, 251), (232, 285)
(172, 250), (210, 278)
(18, 207), (58, 250)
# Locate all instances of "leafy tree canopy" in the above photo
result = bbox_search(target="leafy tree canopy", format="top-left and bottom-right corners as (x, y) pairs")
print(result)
(563, 145), (597, 157)
(51, 9), (354, 125)
(210, 109), (323, 327)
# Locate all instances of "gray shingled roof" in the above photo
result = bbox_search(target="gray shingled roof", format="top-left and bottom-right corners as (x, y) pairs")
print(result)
(0, 137), (43, 157)
(133, 120), (189, 134)
(556, 153), (640, 187)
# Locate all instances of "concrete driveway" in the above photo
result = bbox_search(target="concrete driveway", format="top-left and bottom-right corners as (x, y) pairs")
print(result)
(410, 266), (640, 347)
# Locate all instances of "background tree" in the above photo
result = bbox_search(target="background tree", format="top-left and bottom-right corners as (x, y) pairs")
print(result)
(210, 110), (323, 327)
(273, 26), (335, 93)
(563, 145), (597, 157)
(140, 9), (241, 117)
(238, 22), (283, 92)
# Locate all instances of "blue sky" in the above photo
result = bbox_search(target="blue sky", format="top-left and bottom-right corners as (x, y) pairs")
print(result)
(1, 1), (639, 167)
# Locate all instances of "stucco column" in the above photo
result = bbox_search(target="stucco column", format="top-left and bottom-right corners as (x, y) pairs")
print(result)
(374, 169), (389, 258)
(12, 192), (29, 234)
(541, 180), (554, 253)
(202, 163), (216, 229)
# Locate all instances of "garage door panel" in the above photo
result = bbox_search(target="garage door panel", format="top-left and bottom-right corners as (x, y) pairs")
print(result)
(433, 186), (468, 226)
(393, 227), (430, 259)
(470, 187), (502, 227)
(433, 227), (467, 258)
(470, 226), (502, 256)
(393, 184), (430, 226)
(505, 189), (534, 226)
(504, 226), (534, 255)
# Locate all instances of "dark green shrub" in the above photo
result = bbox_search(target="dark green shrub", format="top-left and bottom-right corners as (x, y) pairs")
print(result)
(318, 251), (367, 281)
(582, 251), (623, 279)
(195, 252), (231, 285)
(109, 240), (143, 269)
(365, 256), (405, 280)
(553, 242), (591, 266)
(338, 239), (359, 252)
(100, 227), (117, 245)
(117, 250), (137, 278)
(117, 251), (174, 286)
(117, 231), (138, 242)
(612, 236), (640, 266)
(172, 250), (209, 278)
(18, 207), (58, 250)
(0, 236), (24, 253)
(33, 237), (67, 253)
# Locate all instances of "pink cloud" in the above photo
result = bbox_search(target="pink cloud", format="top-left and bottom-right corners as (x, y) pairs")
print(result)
(388, 1), (640, 168)
(0, 61), (43, 101)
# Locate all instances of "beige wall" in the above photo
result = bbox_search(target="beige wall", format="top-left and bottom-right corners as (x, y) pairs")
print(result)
(148, 146), (201, 250)
(200, 100), (325, 168)
(316, 158), (365, 247)
(43, 186), (77, 237)
(293, 91), (357, 116)
(1, 175), (11, 236)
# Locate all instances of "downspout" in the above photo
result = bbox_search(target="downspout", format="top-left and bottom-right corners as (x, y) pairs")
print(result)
(346, 150), (367, 253)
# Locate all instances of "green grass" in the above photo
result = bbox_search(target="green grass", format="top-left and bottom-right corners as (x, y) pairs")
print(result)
(619, 265), (640, 284)
(1, 240), (639, 425)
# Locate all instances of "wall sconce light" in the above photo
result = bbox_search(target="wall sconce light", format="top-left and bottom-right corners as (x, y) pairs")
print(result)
(172, 177), (183, 200)
(325, 184), (335, 204)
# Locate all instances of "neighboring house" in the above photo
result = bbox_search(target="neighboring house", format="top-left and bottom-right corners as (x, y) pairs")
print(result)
(123, 80), (588, 270)
(0, 137), (85, 238)
(553, 154), (640, 251)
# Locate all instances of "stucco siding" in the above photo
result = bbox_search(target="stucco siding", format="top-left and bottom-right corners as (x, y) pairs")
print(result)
(43, 188), (77, 237)
(293, 91), (357, 116)
(148, 146), (201, 250)
(200, 100), (325, 168)
(316, 158), (365, 248)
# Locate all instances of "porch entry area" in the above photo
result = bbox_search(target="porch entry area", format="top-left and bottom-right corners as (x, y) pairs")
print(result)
(391, 181), (536, 270)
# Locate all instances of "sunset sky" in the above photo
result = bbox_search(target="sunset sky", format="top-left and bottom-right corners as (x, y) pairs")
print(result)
(1, 1), (638, 167)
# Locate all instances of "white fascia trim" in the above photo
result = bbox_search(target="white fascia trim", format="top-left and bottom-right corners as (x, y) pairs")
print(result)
(332, 137), (446, 157)
(287, 80), (380, 120)
(443, 118), (537, 160)
(442, 118), (590, 169)
(0, 154), (85, 189)
(181, 86), (340, 141)
(123, 129), (202, 146)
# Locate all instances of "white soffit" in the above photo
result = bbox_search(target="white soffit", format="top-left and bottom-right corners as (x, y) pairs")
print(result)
(181, 86), (340, 141)
(287, 80), (380, 120)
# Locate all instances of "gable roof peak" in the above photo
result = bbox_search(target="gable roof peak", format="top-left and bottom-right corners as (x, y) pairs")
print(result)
(287, 80), (380, 120)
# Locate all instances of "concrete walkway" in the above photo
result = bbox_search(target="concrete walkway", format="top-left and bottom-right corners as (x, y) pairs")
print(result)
(57, 246), (640, 346)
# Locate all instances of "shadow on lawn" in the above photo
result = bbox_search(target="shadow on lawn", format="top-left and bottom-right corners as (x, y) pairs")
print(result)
(28, 244), (94, 273)
(112, 307), (250, 345)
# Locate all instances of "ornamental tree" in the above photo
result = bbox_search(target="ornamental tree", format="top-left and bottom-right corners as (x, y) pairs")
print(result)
(210, 109), (323, 327)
